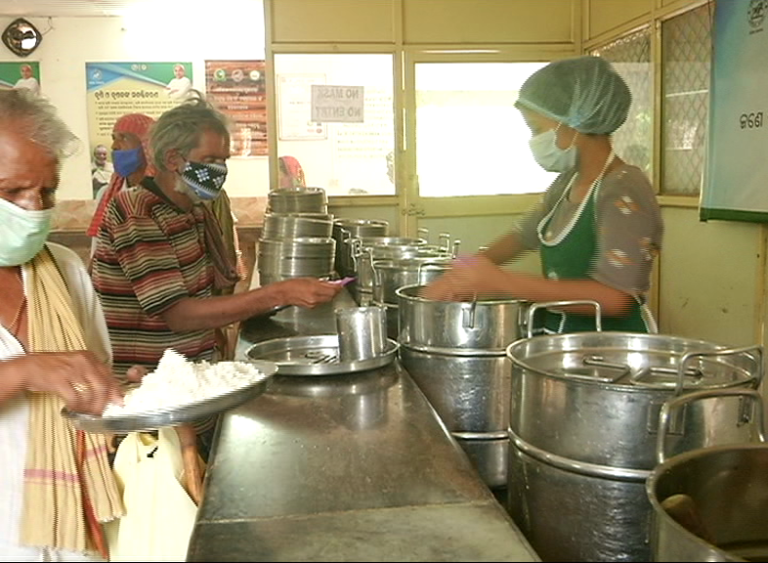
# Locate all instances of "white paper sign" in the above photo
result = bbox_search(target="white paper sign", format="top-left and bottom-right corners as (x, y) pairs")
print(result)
(311, 85), (365, 123)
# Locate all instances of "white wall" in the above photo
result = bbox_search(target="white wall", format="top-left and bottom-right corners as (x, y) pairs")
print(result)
(0, 0), (267, 200)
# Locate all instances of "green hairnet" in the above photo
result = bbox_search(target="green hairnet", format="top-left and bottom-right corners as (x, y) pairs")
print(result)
(516, 56), (631, 135)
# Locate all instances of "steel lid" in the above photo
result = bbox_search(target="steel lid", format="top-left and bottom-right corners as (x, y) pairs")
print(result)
(506, 331), (762, 391)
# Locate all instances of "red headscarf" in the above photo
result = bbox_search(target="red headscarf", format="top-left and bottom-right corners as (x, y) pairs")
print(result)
(278, 155), (306, 189)
(87, 113), (156, 237)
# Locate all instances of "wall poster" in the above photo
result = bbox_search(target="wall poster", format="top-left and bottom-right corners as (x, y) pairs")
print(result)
(701, 0), (768, 222)
(204, 60), (267, 157)
(85, 61), (193, 160)
(0, 61), (41, 96)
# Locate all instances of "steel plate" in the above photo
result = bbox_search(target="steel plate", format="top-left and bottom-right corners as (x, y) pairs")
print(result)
(61, 360), (278, 433)
(245, 334), (399, 376)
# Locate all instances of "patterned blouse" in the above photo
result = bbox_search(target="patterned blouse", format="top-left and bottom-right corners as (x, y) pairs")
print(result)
(514, 163), (663, 295)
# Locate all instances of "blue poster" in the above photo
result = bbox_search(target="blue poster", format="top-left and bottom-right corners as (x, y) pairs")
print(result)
(85, 61), (193, 162)
(701, 0), (768, 222)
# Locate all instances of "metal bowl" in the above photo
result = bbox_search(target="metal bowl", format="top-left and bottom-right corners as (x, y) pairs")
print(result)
(62, 360), (278, 433)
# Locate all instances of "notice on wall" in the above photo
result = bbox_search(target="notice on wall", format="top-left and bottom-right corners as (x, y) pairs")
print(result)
(701, 0), (768, 222)
(334, 86), (394, 160)
(205, 60), (267, 157)
(0, 61), (41, 96)
(277, 74), (327, 140)
(311, 85), (365, 123)
(85, 62), (193, 157)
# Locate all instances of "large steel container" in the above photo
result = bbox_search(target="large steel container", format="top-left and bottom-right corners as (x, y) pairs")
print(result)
(396, 284), (526, 353)
(371, 258), (452, 338)
(646, 388), (768, 562)
(331, 218), (389, 277)
(397, 284), (528, 489)
(506, 331), (763, 562)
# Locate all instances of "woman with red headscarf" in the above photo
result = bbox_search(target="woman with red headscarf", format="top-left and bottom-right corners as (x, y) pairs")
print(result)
(87, 113), (156, 244)
(277, 155), (306, 189)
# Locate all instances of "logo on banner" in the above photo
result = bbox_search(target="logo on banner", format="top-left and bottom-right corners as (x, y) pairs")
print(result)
(748, 0), (766, 32)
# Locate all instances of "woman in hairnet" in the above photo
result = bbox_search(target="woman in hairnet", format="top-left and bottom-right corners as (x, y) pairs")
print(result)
(422, 56), (663, 333)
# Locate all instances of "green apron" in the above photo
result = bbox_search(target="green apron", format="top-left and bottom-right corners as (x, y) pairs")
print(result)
(537, 170), (648, 334)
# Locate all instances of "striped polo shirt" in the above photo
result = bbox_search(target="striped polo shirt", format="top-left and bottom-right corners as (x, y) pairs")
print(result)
(91, 178), (216, 378)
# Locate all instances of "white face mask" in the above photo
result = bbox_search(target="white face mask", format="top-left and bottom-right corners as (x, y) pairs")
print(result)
(0, 197), (52, 267)
(528, 125), (578, 173)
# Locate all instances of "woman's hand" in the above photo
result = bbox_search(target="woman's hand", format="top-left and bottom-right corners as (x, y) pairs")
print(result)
(11, 351), (124, 415)
(421, 255), (505, 301)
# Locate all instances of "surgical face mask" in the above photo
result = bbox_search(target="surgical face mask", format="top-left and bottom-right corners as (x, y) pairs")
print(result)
(0, 197), (52, 267)
(528, 125), (578, 173)
(112, 147), (144, 178)
(180, 161), (228, 201)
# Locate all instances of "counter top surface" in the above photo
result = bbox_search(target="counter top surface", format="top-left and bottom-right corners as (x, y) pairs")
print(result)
(187, 290), (539, 562)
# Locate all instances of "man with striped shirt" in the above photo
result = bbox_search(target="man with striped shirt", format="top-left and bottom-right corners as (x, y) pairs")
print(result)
(91, 93), (342, 455)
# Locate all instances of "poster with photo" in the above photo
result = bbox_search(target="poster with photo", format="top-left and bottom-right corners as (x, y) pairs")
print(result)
(0, 61), (41, 96)
(205, 60), (267, 157)
(85, 61), (193, 160)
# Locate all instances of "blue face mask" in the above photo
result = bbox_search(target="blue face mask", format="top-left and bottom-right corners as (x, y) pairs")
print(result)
(112, 147), (144, 178)
(180, 161), (228, 201)
(0, 197), (52, 267)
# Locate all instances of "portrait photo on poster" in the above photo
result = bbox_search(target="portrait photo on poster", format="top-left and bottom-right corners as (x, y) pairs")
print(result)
(0, 61), (41, 96)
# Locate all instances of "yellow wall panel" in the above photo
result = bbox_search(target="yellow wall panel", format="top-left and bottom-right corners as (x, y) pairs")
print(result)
(658, 208), (761, 347)
(586, 0), (652, 40)
(403, 0), (577, 44)
(271, 0), (396, 43)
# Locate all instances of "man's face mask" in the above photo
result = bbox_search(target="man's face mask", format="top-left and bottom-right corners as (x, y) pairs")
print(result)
(112, 147), (144, 178)
(528, 123), (578, 173)
(180, 161), (228, 201)
(0, 197), (52, 267)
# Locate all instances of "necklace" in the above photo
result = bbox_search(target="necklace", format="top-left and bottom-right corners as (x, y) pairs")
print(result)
(5, 269), (26, 335)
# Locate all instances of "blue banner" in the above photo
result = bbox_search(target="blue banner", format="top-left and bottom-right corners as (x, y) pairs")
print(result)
(701, 0), (768, 222)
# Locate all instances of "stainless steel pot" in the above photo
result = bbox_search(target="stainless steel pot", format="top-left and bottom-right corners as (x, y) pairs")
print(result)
(372, 258), (452, 306)
(506, 331), (764, 562)
(397, 287), (525, 490)
(396, 284), (527, 354)
(399, 347), (510, 432)
(647, 388), (768, 562)
(332, 218), (389, 276)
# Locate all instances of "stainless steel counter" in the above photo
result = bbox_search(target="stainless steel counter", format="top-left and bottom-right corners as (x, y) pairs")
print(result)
(186, 291), (540, 562)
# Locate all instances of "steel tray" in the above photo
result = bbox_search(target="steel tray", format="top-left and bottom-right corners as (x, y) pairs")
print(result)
(61, 360), (278, 433)
(244, 334), (399, 376)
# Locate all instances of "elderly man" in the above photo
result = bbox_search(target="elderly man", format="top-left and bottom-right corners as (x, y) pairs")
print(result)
(0, 90), (124, 560)
(90, 92), (342, 454)
(90, 144), (112, 197)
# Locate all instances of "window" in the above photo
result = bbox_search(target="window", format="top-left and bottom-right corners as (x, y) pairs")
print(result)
(661, 3), (713, 196)
(592, 27), (653, 179)
(274, 53), (395, 196)
(414, 62), (556, 198)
